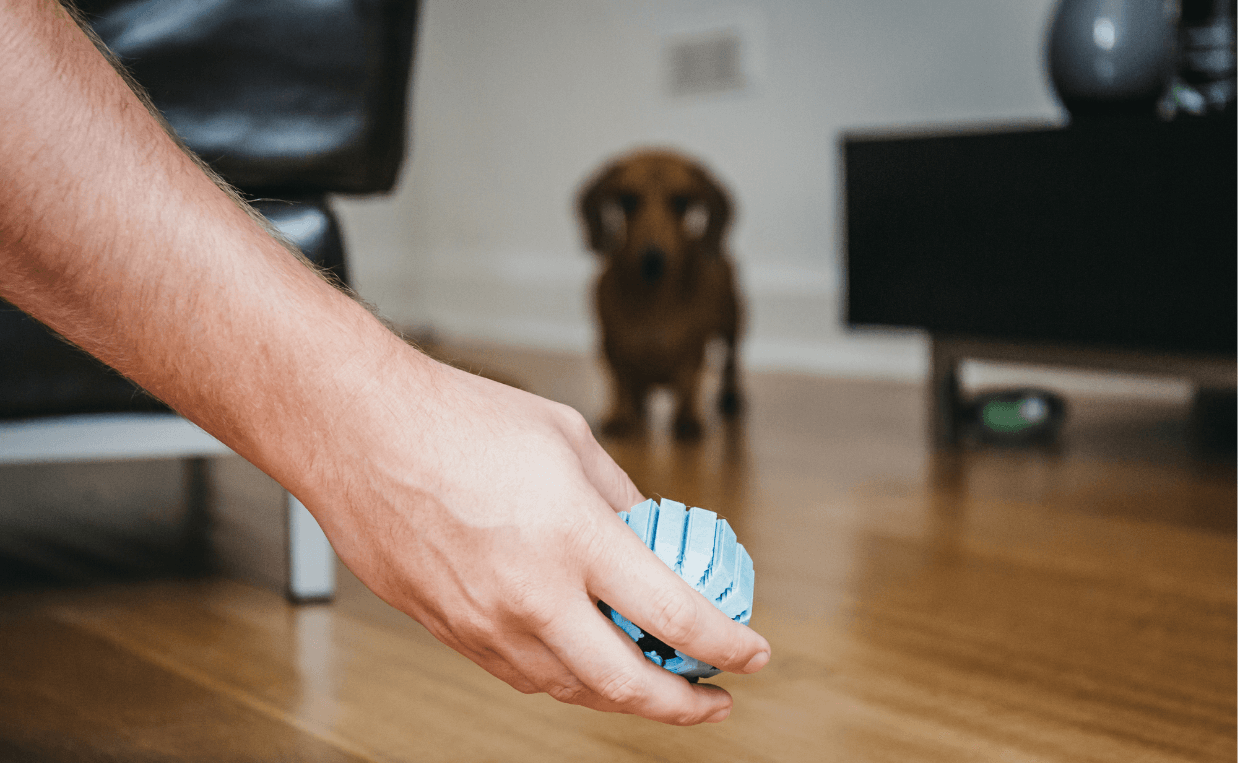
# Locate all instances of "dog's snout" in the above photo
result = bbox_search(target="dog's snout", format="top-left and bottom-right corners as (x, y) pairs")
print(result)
(640, 247), (666, 282)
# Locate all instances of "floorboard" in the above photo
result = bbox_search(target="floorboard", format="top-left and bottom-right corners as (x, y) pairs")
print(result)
(1, 342), (1233, 762)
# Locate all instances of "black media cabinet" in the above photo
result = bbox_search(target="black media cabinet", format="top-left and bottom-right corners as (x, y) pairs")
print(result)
(843, 117), (1236, 446)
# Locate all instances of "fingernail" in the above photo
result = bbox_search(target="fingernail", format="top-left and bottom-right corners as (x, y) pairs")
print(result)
(706, 707), (731, 723)
(742, 650), (770, 673)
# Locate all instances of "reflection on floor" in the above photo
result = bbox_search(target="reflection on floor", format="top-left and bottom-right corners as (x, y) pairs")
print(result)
(1, 341), (1234, 762)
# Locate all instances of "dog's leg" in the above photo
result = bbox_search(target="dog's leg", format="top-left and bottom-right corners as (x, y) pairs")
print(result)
(601, 366), (646, 437)
(671, 363), (705, 440)
(718, 296), (744, 419)
(718, 337), (744, 418)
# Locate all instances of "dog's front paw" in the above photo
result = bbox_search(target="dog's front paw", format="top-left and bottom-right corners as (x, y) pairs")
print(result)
(718, 389), (744, 418)
(673, 415), (703, 441)
(601, 415), (639, 438)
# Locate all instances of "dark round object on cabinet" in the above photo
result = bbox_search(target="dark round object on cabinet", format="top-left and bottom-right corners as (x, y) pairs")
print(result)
(1047, 0), (1179, 118)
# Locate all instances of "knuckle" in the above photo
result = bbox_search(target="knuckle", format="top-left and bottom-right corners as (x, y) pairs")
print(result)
(504, 577), (557, 632)
(562, 512), (605, 563)
(556, 405), (594, 444)
(446, 611), (488, 645)
(714, 637), (748, 670)
(514, 682), (539, 695)
(594, 666), (644, 707)
(544, 678), (589, 705)
(647, 588), (700, 646)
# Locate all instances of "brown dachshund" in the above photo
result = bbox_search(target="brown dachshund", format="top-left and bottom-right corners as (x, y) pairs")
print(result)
(577, 148), (744, 439)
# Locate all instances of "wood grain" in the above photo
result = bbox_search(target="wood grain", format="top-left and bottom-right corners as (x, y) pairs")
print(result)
(0, 613), (368, 762)
(1, 342), (1233, 761)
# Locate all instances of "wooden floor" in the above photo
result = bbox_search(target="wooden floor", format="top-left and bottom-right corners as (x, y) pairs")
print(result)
(1, 342), (1234, 762)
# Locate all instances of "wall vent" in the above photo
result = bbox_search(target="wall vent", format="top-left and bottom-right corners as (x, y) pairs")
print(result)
(664, 29), (747, 96)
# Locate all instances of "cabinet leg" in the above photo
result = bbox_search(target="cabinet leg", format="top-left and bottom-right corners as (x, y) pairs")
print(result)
(929, 339), (961, 448)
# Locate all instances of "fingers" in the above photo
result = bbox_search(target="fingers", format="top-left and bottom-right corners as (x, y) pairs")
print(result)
(536, 596), (736, 725)
(470, 614), (733, 724)
(487, 633), (633, 714)
(554, 403), (769, 687)
(588, 523), (771, 676)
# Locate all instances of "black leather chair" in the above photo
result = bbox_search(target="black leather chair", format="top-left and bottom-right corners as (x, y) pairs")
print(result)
(0, 0), (418, 599)
(1, 0), (419, 418)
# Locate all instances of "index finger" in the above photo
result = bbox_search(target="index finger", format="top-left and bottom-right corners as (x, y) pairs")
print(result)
(588, 502), (770, 676)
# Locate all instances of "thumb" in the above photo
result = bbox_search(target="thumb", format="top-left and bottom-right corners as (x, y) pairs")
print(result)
(589, 501), (769, 676)
(571, 420), (645, 511)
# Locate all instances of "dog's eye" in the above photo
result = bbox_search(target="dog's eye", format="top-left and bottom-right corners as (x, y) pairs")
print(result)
(670, 195), (692, 217)
(618, 193), (641, 214)
(683, 203), (710, 238)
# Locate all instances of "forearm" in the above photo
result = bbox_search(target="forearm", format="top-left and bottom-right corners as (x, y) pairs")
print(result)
(0, 0), (423, 498)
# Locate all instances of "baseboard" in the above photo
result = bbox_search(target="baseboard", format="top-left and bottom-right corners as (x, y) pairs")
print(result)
(378, 251), (930, 378)
(364, 251), (1206, 400)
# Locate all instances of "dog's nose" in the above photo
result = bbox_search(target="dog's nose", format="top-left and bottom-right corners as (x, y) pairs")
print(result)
(640, 247), (666, 282)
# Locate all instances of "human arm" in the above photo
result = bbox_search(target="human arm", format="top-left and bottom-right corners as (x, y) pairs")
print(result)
(0, 0), (770, 724)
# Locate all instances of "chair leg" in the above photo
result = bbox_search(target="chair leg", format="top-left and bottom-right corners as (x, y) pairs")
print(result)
(287, 493), (335, 602)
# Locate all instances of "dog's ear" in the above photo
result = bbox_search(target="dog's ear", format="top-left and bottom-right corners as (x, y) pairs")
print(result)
(690, 163), (733, 252)
(577, 162), (624, 254)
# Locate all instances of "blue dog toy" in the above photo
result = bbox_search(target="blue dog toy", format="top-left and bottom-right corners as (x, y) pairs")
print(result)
(599, 498), (755, 680)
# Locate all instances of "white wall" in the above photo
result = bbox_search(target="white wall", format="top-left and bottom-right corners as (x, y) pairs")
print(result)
(335, 0), (1067, 380)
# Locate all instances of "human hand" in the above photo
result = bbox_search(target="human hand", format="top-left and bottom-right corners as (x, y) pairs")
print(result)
(304, 349), (771, 725)
(0, 0), (768, 726)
